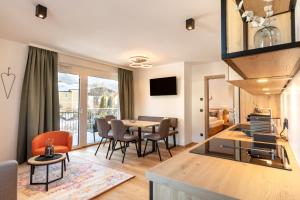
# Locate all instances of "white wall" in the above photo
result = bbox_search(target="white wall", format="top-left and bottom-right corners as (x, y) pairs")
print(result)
(133, 62), (189, 145)
(0, 38), (27, 162)
(209, 78), (234, 109)
(281, 70), (300, 165)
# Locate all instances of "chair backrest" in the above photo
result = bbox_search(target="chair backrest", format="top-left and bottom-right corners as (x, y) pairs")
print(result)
(158, 119), (171, 138)
(168, 118), (178, 130)
(111, 120), (126, 140)
(96, 118), (111, 137)
(138, 116), (163, 122)
(105, 115), (116, 122)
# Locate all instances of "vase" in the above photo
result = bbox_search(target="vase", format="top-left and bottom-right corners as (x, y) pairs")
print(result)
(254, 26), (281, 48)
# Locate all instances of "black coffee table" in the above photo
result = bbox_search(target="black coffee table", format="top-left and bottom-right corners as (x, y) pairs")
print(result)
(27, 154), (66, 191)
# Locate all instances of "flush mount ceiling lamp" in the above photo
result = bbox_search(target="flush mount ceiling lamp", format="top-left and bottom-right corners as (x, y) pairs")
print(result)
(186, 18), (195, 31)
(35, 4), (47, 19)
(257, 78), (269, 83)
(129, 56), (152, 69)
(129, 56), (149, 63)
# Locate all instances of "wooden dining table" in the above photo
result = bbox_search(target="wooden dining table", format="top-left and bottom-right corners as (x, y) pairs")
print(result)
(122, 120), (160, 157)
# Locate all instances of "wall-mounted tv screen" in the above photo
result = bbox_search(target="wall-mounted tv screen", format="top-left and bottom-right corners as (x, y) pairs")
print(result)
(150, 76), (177, 96)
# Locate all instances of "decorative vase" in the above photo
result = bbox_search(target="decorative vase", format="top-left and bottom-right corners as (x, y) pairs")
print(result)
(44, 138), (54, 157)
(254, 26), (281, 48)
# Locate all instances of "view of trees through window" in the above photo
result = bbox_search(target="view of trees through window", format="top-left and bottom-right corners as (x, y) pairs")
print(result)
(87, 76), (119, 144)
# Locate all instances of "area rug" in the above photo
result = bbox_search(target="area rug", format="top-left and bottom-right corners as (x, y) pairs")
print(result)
(17, 155), (135, 200)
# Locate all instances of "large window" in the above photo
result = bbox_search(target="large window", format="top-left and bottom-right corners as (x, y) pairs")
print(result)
(58, 73), (80, 147)
(87, 76), (119, 144)
(58, 68), (119, 148)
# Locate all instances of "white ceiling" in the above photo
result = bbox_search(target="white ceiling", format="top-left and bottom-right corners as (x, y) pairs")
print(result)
(0, 0), (221, 67)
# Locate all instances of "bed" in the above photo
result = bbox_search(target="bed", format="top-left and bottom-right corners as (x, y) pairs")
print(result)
(208, 108), (229, 137)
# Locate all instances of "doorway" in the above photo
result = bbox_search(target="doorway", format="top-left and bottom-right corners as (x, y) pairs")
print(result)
(204, 75), (237, 139)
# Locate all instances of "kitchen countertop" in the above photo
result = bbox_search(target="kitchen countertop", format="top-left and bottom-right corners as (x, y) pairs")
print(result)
(145, 124), (300, 200)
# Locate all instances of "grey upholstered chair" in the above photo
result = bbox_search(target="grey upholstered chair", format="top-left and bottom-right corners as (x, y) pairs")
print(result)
(109, 119), (139, 163)
(0, 160), (18, 200)
(105, 115), (116, 122)
(94, 118), (114, 158)
(143, 119), (172, 161)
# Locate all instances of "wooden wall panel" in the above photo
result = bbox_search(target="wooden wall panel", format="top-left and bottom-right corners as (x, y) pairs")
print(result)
(227, 0), (244, 53)
(240, 89), (281, 123)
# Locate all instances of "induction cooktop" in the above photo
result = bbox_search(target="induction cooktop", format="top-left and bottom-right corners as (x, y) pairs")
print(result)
(190, 138), (291, 171)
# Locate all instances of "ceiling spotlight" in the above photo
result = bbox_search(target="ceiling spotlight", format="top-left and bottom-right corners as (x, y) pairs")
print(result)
(257, 79), (268, 83)
(186, 18), (195, 31)
(262, 88), (270, 91)
(265, 92), (271, 95)
(36, 4), (47, 19)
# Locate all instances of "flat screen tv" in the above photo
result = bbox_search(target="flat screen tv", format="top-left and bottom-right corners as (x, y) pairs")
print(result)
(150, 76), (177, 96)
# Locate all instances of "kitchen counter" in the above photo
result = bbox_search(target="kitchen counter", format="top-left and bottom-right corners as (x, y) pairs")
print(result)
(145, 124), (300, 200)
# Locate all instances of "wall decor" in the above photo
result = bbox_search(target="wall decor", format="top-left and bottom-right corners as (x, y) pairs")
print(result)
(1, 67), (16, 99)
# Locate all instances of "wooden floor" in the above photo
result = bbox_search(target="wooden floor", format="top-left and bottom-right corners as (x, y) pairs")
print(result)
(71, 142), (194, 200)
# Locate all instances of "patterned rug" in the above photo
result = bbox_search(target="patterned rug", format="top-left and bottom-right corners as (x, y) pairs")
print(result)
(17, 155), (135, 200)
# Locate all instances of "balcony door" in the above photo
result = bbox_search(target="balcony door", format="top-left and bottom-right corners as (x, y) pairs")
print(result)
(87, 76), (119, 144)
(58, 68), (119, 148)
(58, 72), (80, 147)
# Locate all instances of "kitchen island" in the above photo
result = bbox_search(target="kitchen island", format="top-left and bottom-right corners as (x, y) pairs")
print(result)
(145, 124), (300, 200)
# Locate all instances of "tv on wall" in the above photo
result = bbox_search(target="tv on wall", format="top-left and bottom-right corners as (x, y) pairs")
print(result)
(150, 76), (177, 96)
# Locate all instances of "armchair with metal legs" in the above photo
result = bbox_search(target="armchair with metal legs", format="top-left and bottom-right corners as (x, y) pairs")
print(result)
(143, 119), (172, 161)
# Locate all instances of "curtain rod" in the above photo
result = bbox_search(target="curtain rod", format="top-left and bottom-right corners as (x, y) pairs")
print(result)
(28, 43), (133, 71)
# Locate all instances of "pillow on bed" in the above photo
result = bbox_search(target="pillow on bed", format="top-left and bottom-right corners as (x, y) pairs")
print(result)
(209, 111), (218, 118)
(209, 117), (218, 122)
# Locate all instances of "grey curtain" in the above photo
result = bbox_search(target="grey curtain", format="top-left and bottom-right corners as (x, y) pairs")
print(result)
(118, 68), (134, 119)
(17, 46), (60, 163)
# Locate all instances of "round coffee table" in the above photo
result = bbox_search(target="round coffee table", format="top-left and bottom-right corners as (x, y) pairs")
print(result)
(27, 154), (66, 191)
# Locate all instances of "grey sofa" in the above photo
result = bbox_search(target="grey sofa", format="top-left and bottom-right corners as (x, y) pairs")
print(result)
(0, 160), (18, 200)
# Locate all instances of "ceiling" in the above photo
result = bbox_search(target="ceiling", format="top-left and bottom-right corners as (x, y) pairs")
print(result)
(0, 0), (222, 67)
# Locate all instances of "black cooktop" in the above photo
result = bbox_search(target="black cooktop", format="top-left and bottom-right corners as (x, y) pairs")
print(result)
(190, 138), (291, 171)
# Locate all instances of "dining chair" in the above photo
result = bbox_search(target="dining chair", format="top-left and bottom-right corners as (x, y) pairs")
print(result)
(109, 120), (139, 163)
(105, 115), (116, 122)
(94, 118), (114, 159)
(143, 119), (172, 161)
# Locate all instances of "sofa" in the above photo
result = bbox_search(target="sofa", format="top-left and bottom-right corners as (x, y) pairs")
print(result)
(0, 160), (18, 200)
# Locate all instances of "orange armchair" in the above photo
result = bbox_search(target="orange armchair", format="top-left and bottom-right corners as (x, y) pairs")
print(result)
(32, 131), (73, 161)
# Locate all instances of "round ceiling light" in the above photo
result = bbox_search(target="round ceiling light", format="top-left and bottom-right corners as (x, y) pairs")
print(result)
(140, 64), (152, 69)
(129, 62), (143, 68)
(129, 56), (149, 63)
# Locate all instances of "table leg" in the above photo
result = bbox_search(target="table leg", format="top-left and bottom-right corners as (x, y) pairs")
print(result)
(61, 161), (64, 178)
(30, 165), (33, 184)
(138, 127), (142, 157)
(46, 165), (49, 191)
(152, 126), (156, 152)
(63, 160), (66, 171)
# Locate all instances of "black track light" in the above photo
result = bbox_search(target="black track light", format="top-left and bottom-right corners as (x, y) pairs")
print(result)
(186, 18), (195, 31)
(36, 4), (47, 19)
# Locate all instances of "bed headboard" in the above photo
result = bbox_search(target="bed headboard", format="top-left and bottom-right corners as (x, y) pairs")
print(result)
(209, 108), (229, 122)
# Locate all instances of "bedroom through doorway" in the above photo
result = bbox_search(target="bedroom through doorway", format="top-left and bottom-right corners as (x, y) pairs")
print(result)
(205, 75), (236, 139)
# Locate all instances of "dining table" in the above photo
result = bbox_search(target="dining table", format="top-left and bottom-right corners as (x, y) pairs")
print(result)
(122, 120), (160, 157)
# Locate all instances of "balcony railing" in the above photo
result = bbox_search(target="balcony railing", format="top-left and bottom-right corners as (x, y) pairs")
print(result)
(60, 108), (119, 145)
